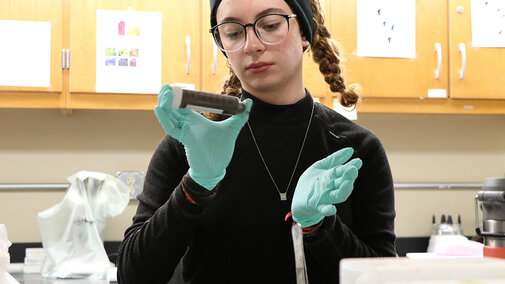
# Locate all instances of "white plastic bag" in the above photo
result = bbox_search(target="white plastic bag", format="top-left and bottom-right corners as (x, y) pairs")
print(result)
(37, 171), (130, 279)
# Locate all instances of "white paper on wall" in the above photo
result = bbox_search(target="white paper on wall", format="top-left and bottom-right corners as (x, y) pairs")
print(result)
(356, 0), (416, 58)
(96, 9), (162, 94)
(470, 0), (505, 47)
(0, 20), (51, 87)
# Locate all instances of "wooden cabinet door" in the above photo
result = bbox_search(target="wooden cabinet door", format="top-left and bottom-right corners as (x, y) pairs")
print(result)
(0, 0), (64, 108)
(201, 0), (230, 94)
(68, 0), (201, 110)
(449, 0), (505, 99)
(329, 0), (449, 99)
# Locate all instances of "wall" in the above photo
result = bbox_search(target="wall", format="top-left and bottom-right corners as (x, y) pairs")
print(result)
(1, 108), (504, 243)
(357, 113), (505, 237)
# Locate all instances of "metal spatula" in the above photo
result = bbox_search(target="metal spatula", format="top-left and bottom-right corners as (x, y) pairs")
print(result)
(291, 222), (309, 284)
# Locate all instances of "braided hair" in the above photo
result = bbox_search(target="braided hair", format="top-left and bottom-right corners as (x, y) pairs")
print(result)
(309, 0), (359, 108)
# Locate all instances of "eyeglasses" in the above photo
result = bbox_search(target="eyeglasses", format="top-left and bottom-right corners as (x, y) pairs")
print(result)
(210, 13), (297, 52)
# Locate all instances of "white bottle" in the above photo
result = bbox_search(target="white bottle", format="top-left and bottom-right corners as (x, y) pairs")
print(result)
(0, 224), (20, 284)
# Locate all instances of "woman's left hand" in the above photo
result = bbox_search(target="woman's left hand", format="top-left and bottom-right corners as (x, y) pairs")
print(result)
(291, 147), (363, 228)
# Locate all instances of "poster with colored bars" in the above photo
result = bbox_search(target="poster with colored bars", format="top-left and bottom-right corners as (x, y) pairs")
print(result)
(96, 9), (161, 94)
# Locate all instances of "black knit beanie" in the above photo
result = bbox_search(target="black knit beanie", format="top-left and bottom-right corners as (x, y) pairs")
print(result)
(209, 0), (314, 43)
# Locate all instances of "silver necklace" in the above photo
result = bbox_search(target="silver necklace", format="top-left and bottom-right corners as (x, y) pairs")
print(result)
(244, 96), (314, 201)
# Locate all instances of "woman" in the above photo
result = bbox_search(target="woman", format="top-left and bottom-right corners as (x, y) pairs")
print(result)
(117, 0), (396, 283)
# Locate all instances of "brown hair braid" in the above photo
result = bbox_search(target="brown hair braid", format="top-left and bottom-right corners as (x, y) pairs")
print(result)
(221, 62), (242, 98)
(309, 0), (359, 107)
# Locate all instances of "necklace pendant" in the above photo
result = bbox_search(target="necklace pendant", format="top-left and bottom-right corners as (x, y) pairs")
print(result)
(279, 192), (287, 201)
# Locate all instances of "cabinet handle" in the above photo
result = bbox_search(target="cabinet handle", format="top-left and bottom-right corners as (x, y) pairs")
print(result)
(61, 49), (65, 69)
(459, 42), (466, 79)
(65, 49), (70, 69)
(186, 35), (191, 74)
(435, 42), (442, 79)
(213, 40), (217, 74)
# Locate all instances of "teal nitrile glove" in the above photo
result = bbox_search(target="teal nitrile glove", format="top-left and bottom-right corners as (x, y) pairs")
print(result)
(291, 147), (363, 228)
(154, 84), (252, 190)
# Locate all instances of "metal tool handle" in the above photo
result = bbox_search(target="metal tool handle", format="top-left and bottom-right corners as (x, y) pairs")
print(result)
(292, 223), (309, 284)
(475, 194), (483, 235)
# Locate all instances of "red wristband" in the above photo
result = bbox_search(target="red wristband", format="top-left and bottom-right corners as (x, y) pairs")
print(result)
(182, 185), (197, 205)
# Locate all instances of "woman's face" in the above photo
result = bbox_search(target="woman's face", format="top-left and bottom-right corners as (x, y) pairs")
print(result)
(216, 0), (309, 95)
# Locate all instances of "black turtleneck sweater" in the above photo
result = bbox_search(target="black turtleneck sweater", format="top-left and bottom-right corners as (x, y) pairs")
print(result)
(117, 90), (396, 284)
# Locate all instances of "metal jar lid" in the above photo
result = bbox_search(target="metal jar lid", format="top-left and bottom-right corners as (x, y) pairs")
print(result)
(483, 178), (505, 191)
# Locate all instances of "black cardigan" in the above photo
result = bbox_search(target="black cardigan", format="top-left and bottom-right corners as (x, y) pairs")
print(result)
(117, 90), (396, 284)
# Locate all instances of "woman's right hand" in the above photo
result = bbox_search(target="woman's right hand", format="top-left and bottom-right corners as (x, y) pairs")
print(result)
(154, 84), (252, 190)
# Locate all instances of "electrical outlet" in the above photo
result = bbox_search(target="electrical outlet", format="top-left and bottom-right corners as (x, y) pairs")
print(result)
(116, 171), (145, 200)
